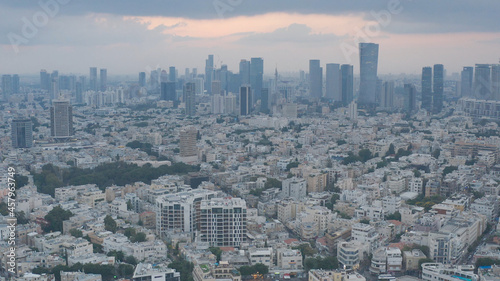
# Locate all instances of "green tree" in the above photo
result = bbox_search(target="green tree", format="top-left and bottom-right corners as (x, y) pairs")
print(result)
(15, 211), (29, 224)
(104, 215), (117, 233)
(127, 200), (133, 211)
(209, 247), (222, 263)
(125, 255), (138, 266)
(69, 228), (83, 238)
(386, 144), (395, 156)
(442, 166), (458, 177)
(43, 206), (73, 233)
(385, 211), (402, 221)
(107, 250), (125, 262)
(359, 219), (370, 224)
(124, 227), (137, 238)
(14, 174), (29, 188)
(358, 149), (373, 163)
(131, 232), (147, 243)
(432, 149), (441, 159)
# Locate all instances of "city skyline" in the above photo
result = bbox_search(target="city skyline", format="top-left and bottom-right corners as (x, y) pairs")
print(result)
(1, 1), (500, 75)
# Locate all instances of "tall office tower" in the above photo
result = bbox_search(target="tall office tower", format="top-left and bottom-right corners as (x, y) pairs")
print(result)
(250, 57), (263, 101)
(50, 100), (73, 138)
(260, 88), (270, 113)
(160, 70), (168, 83)
(341, 64), (354, 106)
(474, 64), (491, 100)
(192, 68), (198, 77)
(11, 119), (33, 148)
(12, 74), (19, 94)
(169, 66), (176, 82)
(40, 69), (50, 91)
(179, 126), (198, 157)
(139, 72), (146, 87)
(433, 64), (444, 114)
(358, 43), (379, 105)
(212, 80), (222, 96)
(50, 76), (59, 101)
(348, 100), (358, 120)
(421, 67), (433, 112)
(89, 67), (97, 91)
(325, 63), (341, 101)
(460, 67), (474, 97)
(194, 78), (204, 95)
(185, 68), (190, 79)
(309, 59), (323, 99)
(161, 82), (177, 101)
(491, 64), (500, 101)
(99, 68), (107, 91)
(199, 197), (247, 247)
(239, 59), (251, 85)
(225, 93), (237, 115)
(75, 82), (83, 104)
(183, 82), (196, 116)
(211, 93), (225, 114)
(205, 55), (214, 94)
(220, 64), (229, 93)
(404, 83), (417, 113)
(239, 85), (251, 116)
(2, 75), (12, 100)
(150, 69), (160, 91)
(380, 81), (394, 109)
(155, 189), (217, 237)
(79, 76), (86, 91)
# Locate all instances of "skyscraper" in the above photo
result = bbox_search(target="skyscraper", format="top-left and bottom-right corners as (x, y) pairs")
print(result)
(260, 88), (270, 114)
(99, 68), (107, 91)
(491, 64), (500, 101)
(2, 75), (12, 101)
(380, 81), (394, 110)
(89, 67), (97, 92)
(12, 74), (19, 94)
(211, 80), (221, 96)
(461, 67), (474, 97)
(50, 100), (73, 138)
(359, 43), (379, 105)
(433, 64), (444, 114)
(179, 127), (198, 157)
(240, 85), (251, 116)
(421, 67), (433, 112)
(183, 82), (196, 116)
(404, 83), (417, 113)
(139, 72), (146, 87)
(75, 82), (83, 104)
(40, 69), (50, 91)
(250, 57), (263, 101)
(169, 66), (176, 82)
(474, 64), (491, 100)
(239, 59), (250, 85)
(325, 63), (341, 101)
(341, 64), (354, 106)
(309, 60), (322, 99)
(161, 82), (177, 102)
(11, 119), (33, 148)
(205, 55), (214, 94)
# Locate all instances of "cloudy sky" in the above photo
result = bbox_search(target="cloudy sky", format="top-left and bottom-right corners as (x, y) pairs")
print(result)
(1, 0), (500, 76)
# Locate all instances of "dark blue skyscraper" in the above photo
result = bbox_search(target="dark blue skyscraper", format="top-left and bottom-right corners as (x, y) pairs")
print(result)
(474, 64), (491, 100)
(404, 84), (417, 113)
(250, 58), (263, 101)
(40, 70), (50, 91)
(359, 43), (379, 105)
(139, 72), (146, 87)
(240, 85), (251, 116)
(205, 55), (214, 94)
(169, 66), (176, 82)
(100, 68), (107, 91)
(183, 82), (196, 116)
(421, 67), (433, 112)
(433, 64), (444, 114)
(341, 64), (354, 106)
(89, 67), (97, 91)
(326, 63), (341, 101)
(309, 59), (322, 99)
(161, 82), (177, 102)
(12, 74), (19, 94)
(239, 60), (250, 85)
(12, 119), (33, 148)
(2, 75), (12, 100)
(76, 82), (83, 104)
(460, 67), (473, 97)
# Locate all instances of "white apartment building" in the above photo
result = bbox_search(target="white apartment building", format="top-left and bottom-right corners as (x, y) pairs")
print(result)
(281, 177), (307, 200)
(421, 263), (478, 281)
(276, 249), (303, 270)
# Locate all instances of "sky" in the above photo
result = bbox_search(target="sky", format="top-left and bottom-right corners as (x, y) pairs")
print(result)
(1, 0), (500, 76)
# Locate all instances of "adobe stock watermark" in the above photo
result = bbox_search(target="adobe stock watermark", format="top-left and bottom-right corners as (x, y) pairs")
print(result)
(213, 0), (244, 18)
(7, 0), (71, 54)
(340, 0), (406, 63)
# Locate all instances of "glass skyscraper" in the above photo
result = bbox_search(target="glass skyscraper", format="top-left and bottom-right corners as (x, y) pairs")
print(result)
(460, 67), (473, 97)
(421, 67), (433, 112)
(250, 58), (263, 101)
(309, 59), (322, 99)
(359, 43), (379, 105)
(433, 64), (444, 114)
(341, 64), (354, 106)
(12, 119), (33, 148)
(474, 64), (491, 100)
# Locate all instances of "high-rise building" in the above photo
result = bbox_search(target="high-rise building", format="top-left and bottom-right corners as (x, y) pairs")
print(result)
(309, 59), (322, 99)
(169, 66), (176, 82)
(341, 64), (354, 106)
(89, 67), (98, 92)
(179, 126), (198, 157)
(161, 82), (177, 102)
(474, 64), (491, 100)
(205, 55), (214, 94)
(491, 64), (500, 101)
(11, 119), (33, 148)
(199, 197), (247, 247)
(211, 80), (221, 96)
(40, 69), (50, 91)
(240, 85), (251, 116)
(211, 94), (225, 114)
(139, 72), (146, 87)
(12, 74), (19, 94)
(325, 63), (341, 101)
(460, 67), (474, 97)
(250, 57), (263, 101)
(421, 67), (433, 112)
(433, 64), (444, 114)
(260, 88), (270, 113)
(239, 59), (251, 85)
(2, 75), (12, 100)
(75, 82), (83, 104)
(50, 100), (73, 138)
(194, 78), (204, 95)
(99, 68), (107, 91)
(183, 82), (196, 116)
(404, 83), (417, 113)
(359, 43), (379, 105)
(50, 73), (59, 101)
(380, 81), (394, 110)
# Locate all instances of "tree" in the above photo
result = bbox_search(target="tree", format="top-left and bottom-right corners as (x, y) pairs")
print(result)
(358, 149), (373, 163)
(127, 200), (133, 211)
(124, 227), (137, 238)
(386, 144), (395, 156)
(125, 255), (138, 266)
(385, 211), (402, 221)
(359, 219), (370, 224)
(69, 228), (83, 238)
(43, 206), (73, 233)
(419, 258), (435, 269)
(104, 215), (117, 233)
(14, 174), (29, 188)
(15, 211), (29, 224)
(442, 166), (458, 177)
(432, 149), (441, 159)
(209, 247), (222, 263)
(476, 258), (500, 268)
(107, 250), (125, 262)
(131, 232), (147, 243)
